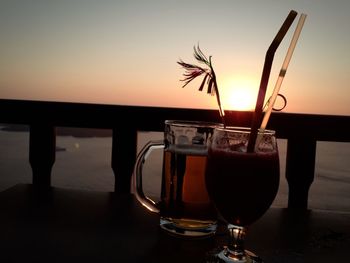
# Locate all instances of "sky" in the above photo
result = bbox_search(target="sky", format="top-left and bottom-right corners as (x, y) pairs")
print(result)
(0, 0), (349, 116)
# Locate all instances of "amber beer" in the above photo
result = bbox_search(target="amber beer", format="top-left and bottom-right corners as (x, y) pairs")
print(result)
(160, 145), (217, 233)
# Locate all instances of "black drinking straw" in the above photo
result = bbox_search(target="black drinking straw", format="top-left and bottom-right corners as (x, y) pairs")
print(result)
(247, 10), (298, 152)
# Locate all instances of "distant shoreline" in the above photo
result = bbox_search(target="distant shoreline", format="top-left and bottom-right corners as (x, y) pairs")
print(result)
(0, 124), (112, 138)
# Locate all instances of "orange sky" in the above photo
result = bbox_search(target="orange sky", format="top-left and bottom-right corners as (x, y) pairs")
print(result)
(0, 1), (349, 116)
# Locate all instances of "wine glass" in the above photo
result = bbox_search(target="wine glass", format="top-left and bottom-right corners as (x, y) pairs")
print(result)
(205, 127), (280, 262)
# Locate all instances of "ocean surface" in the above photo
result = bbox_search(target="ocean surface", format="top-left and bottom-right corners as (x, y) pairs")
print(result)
(0, 127), (349, 212)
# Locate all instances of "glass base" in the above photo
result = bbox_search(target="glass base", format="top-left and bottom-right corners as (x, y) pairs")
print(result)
(160, 217), (217, 238)
(206, 248), (263, 263)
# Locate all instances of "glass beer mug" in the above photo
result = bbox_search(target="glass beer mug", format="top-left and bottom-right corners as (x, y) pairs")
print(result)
(133, 120), (220, 237)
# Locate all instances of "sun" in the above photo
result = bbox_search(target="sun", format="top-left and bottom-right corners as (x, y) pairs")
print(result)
(221, 78), (257, 111)
(227, 89), (255, 111)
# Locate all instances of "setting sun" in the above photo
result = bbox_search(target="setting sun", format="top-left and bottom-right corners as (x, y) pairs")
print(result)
(221, 78), (257, 111)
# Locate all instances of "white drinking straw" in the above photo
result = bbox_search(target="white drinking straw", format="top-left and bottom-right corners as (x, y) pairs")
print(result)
(253, 14), (307, 150)
(262, 14), (307, 130)
(254, 13), (307, 150)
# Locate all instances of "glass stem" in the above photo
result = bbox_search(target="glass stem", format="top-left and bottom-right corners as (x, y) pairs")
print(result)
(226, 224), (247, 261)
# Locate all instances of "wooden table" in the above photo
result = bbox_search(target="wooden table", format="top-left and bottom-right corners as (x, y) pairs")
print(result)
(0, 184), (349, 262)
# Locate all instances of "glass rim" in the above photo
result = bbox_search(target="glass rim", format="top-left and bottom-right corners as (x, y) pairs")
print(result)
(214, 126), (276, 135)
(165, 119), (223, 128)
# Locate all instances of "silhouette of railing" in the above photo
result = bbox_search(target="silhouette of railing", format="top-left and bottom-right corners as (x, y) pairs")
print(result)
(1, 99), (349, 209)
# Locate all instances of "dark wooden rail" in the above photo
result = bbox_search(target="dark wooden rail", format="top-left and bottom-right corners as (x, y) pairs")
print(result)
(1, 99), (349, 209)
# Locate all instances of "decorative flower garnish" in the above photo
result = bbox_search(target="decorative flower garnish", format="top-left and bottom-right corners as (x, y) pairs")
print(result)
(177, 45), (225, 124)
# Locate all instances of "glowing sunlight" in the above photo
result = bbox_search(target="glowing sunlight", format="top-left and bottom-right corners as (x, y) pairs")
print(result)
(221, 78), (257, 111)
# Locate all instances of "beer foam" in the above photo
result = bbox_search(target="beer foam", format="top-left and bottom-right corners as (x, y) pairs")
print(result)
(167, 144), (208, 155)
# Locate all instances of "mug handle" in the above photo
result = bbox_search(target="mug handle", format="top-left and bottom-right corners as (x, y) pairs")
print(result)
(132, 140), (164, 213)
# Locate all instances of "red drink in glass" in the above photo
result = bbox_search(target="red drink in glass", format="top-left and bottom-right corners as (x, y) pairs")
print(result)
(206, 148), (279, 226)
(205, 127), (280, 262)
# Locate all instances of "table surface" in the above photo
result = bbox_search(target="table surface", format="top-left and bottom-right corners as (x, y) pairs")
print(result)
(0, 184), (349, 263)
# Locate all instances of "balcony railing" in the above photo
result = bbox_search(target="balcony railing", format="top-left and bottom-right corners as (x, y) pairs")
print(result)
(1, 98), (349, 209)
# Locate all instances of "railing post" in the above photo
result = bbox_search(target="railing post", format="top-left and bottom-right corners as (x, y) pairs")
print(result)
(111, 128), (137, 194)
(286, 137), (316, 209)
(29, 124), (56, 189)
